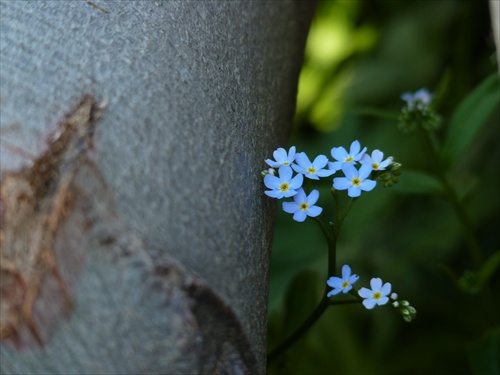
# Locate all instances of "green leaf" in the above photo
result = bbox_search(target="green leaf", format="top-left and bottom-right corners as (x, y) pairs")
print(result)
(441, 73), (500, 167)
(467, 326), (500, 375)
(457, 251), (500, 294)
(392, 169), (444, 194)
(476, 250), (500, 286)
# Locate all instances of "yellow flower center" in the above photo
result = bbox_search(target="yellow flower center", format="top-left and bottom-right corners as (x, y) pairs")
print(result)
(299, 202), (309, 211)
(341, 281), (349, 288)
(373, 291), (382, 300)
(279, 182), (290, 192)
(283, 161), (290, 165)
(345, 156), (354, 162)
(307, 167), (317, 174)
(372, 163), (379, 170)
(351, 177), (361, 186)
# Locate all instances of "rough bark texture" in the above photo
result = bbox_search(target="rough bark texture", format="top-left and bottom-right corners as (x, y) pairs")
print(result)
(0, 1), (314, 374)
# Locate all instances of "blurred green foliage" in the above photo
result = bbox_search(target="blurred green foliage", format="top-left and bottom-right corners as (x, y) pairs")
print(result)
(267, 1), (500, 374)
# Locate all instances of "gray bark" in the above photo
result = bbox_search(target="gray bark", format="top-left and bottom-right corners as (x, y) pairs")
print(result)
(0, 1), (314, 374)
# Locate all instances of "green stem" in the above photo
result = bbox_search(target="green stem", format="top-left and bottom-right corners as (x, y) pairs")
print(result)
(312, 216), (337, 277)
(336, 198), (357, 237)
(267, 190), (360, 363)
(267, 297), (329, 363)
(418, 126), (483, 268)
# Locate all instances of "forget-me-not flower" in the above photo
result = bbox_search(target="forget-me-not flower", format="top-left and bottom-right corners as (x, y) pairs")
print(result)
(358, 277), (392, 309)
(282, 188), (322, 222)
(328, 140), (367, 172)
(401, 88), (432, 109)
(292, 152), (335, 180)
(333, 163), (376, 197)
(360, 150), (393, 171)
(326, 265), (359, 297)
(264, 165), (303, 199)
(265, 146), (297, 168)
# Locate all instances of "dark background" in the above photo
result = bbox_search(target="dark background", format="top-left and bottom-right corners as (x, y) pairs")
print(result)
(267, 1), (500, 374)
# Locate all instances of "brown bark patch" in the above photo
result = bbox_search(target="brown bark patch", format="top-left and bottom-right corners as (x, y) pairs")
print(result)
(0, 95), (104, 348)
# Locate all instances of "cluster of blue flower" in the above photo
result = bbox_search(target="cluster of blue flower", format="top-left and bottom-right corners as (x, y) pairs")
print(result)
(263, 140), (393, 222)
(327, 264), (392, 309)
(326, 264), (415, 317)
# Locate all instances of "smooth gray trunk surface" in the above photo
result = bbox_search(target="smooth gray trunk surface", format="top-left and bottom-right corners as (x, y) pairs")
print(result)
(0, 1), (314, 373)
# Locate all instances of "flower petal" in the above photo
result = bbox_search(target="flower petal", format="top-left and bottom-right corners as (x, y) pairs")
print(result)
(348, 274), (359, 284)
(327, 288), (341, 297)
(312, 154), (329, 169)
(307, 206), (322, 217)
(281, 189), (298, 198)
(289, 173), (304, 189)
(278, 165), (293, 181)
(293, 211), (307, 222)
(362, 299), (377, 309)
(358, 287), (372, 299)
(360, 179), (376, 192)
(328, 161), (342, 172)
(265, 158), (280, 168)
(294, 152), (310, 168)
(377, 296), (389, 306)
(331, 147), (348, 161)
(358, 163), (373, 180)
(264, 174), (280, 189)
(371, 150), (384, 163)
(273, 147), (287, 162)
(293, 188), (307, 203)
(265, 190), (283, 198)
(341, 285), (352, 293)
(381, 282), (392, 296)
(327, 277), (343, 288)
(316, 169), (335, 177)
(347, 186), (361, 198)
(350, 140), (360, 155)
(342, 265), (351, 279)
(370, 278), (383, 290)
(282, 201), (298, 214)
(341, 163), (358, 180)
(306, 189), (320, 204)
(333, 177), (351, 190)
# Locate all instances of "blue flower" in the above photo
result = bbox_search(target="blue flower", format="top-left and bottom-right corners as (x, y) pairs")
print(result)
(264, 165), (303, 199)
(360, 150), (393, 171)
(326, 265), (359, 297)
(358, 277), (392, 309)
(282, 188), (322, 222)
(292, 152), (335, 180)
(401, 88), (432, 109)
(265, 146), (296, 168)
(333, 163), (376, 197)
(328, 140), (367, 172)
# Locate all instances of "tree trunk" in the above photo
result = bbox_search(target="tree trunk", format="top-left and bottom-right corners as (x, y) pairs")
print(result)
(0, 1), (314, 373)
